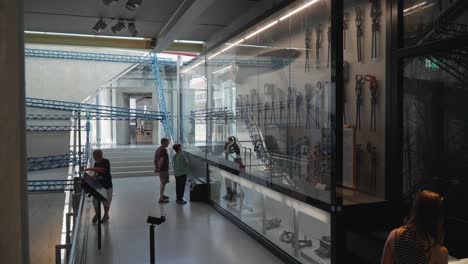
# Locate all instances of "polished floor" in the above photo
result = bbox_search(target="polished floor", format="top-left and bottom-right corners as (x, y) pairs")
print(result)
(84, 176), (284, 264)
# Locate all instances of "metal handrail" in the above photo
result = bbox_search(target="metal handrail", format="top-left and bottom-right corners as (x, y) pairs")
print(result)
(66, 188), (86, 264)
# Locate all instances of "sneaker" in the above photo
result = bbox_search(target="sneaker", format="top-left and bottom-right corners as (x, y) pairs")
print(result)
(101, 215), (109, 223)
(92, 215), (98, 224)
(163, 195), (169, 199)
(159, 199), (169, 204)
(176, 200), (187, 205)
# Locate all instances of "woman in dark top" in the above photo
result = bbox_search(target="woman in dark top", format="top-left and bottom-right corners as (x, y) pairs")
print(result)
(85, 149), (113, 223)
(381, 190), (448, 264)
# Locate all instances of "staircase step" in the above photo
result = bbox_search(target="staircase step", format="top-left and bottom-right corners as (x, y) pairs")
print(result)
(112, 165), (154, 173)
(112, 170), (155, 178)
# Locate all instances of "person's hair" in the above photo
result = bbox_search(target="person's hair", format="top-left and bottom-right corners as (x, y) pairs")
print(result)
(161, 138), (169, 144)
(407, 190), (444, 240)
(173, 144), (181, 152)
(93, 149), (103, 159)
(228, 136), (236, 142)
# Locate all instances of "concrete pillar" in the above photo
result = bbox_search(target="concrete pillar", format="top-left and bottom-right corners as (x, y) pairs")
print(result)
(95, 90), (101, 146)
(152, 93), (160, 144)
(115, 91), (130, 145)
(0, 0), (30, 262)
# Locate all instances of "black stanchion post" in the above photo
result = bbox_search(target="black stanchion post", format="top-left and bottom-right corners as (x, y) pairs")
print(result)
(150, 224), (155, 264)
(98, 200), (102, 249)
(147, 215), (166, 264)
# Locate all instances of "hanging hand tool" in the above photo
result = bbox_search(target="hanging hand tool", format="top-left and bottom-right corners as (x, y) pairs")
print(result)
(327, 21), (331, 68)
(244, 94), (250, 120)
(237, 95), (242, 120)
(355, 75), (363, 130)
(305, 26), (312, 72)
(315, 81), (322, 129)
(295, 93), (303, 127)
(370, 0), (381, 59)
(343, 61), (349, 124)
(278, 88), (284, 122)
(343, 12), (350, 50)
(305, 83), (313, 129)
(264, 101), (270, 126)
(355, 7), (363, 62)
(365, 75), (378, 132)
(313, 144), (321, 181)
(316, 24), (322, 69)
(287, 86), (293, 127)
(366, 143), (377, 192)
(354, 144), (362, 189)
(265, 84), (276, 123)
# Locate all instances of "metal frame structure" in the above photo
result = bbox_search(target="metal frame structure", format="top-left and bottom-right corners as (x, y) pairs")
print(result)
(26, 97), (165, 120)
(26, 125), (86, 131)
(25, 48), (176, 66)
(27, 153), (81, 171)
(26, 114), (74, 120)
(28, 179), (74, 193)
(151, 53), (174, 140)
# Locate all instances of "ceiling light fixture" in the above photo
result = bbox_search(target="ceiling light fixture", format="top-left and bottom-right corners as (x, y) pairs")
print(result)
(403, 1), (427, 13)
(102, 0), (119, 6)
(111, 19), (126, 33)
(127, 21), (138, 36)
(245, 20), (278, 40)
(279, 0), (320, 21)
(183, 0), (320, 70)
(181, 59), (206, 73)
(92, 18), (108, 33)
(125, 0), (143, 11)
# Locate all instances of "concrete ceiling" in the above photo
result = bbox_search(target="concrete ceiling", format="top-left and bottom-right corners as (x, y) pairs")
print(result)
(24, 0), (262, 43)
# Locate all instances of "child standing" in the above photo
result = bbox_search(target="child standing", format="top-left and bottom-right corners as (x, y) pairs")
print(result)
(172, 144), (188, 204)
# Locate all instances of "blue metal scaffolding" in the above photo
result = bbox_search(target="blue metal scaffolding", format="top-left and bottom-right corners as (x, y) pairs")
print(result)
(26, 125), (86, 131)
(28, 179), (74, 193)
(151, 53), (173, 141)
(28, 153), (80, 171)
(26, 114), (74, 120)
(26, 97), (165, 120)
(25, 48), (176, 66)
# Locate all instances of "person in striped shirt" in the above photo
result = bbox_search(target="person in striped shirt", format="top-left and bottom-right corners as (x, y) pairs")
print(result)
(381, 190), (448, 264)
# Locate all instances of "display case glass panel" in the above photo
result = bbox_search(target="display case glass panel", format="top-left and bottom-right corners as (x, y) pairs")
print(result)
(209, 165), (331, 263)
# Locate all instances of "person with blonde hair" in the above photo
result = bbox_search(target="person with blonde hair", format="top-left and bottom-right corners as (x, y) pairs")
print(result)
(381, 190), (448, 264)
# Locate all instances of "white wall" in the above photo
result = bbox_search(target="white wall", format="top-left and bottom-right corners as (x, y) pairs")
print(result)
(25, 44), (143, 102)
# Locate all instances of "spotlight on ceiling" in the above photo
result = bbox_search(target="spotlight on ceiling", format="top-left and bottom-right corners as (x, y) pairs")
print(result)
(125, 0), (143, 11)
(111, 20), (126, 34)
(92, 18), (107, 33)
(127, 21), (138, 37)
(102, 0), (119, 6)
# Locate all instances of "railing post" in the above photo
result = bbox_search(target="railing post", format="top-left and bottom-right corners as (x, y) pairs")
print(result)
(55, 244), (71, 264)
(65, 212), (77, 245)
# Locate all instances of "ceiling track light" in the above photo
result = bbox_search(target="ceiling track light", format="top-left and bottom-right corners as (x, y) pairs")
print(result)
(92, 18), (108, 33)
(127, 21), (138, 37)
(125, 0), (143, 11)
(102, 0), (119, 6)
(111, 19), (126, 33)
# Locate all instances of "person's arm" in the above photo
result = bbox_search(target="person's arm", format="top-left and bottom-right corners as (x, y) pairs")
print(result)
(381, 229), (397, 264)
(429, 245), (448, 264)
(85, 167), (106, 174)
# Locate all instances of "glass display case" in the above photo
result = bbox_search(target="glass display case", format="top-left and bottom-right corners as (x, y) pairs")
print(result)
(209, 165), (331, 264)
(177, 0), (395, 262)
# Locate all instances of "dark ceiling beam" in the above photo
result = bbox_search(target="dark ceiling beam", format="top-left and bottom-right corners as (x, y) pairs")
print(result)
(154, 0), (215, 52)
(24, 32), (204, 53)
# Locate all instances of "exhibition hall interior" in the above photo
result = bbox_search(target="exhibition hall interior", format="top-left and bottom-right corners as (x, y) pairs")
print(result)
(2, 0), (468, 263)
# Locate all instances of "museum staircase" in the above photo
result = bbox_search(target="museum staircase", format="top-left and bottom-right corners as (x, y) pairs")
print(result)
(99, 146), (157, 178)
